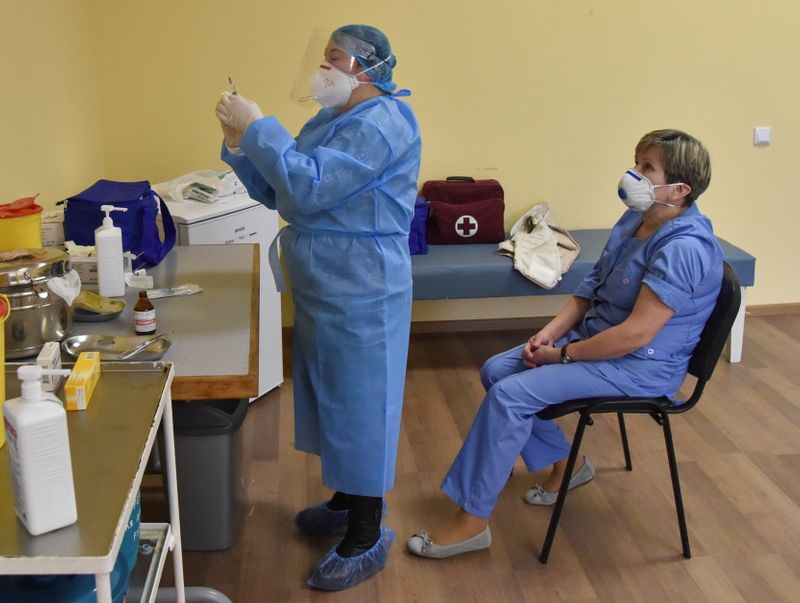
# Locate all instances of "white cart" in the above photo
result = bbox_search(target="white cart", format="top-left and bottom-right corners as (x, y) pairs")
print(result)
(1, 362), (199, 603)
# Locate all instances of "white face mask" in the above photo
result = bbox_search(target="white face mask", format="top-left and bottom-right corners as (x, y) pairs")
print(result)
(309, 62), (361, 108)
(617, 169), (686, 212)
(309, 56), (392, 108)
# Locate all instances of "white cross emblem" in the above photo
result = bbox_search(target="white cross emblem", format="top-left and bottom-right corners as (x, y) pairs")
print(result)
(455, 215), (479, 238)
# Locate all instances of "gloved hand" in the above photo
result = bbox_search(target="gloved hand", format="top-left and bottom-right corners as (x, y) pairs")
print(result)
(219, 121), (243, 149)
(215, 92), (264, 134)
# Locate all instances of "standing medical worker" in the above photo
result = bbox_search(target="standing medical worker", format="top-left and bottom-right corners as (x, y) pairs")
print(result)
(215, 25), (421, 590)
(405, 130), (722, 559)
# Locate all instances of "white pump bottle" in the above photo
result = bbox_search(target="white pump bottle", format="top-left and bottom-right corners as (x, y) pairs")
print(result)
(96, 204), (128, 297)
(3, 365), (77, 535)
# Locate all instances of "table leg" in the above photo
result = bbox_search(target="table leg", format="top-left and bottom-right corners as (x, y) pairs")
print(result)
(725, 286), (746, 363)
(95, 572), (112, 603)
(161, 393), (186, 603)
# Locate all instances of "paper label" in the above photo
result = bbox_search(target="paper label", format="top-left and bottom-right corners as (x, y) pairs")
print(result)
(133, 309), (156, 334)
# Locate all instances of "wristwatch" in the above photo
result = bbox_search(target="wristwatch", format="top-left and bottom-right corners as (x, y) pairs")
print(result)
(560, 344), (573, 364)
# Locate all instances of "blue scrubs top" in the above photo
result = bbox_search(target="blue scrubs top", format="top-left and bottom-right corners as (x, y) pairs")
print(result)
(222, 95), (422, 496)
(570, 204), (723, 396)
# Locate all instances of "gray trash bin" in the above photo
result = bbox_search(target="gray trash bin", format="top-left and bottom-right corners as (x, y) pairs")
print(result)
(172, 398), (248, 551)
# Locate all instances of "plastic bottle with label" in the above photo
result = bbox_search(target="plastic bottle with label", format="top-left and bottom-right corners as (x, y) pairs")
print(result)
(95, 204), (128, 298)
(0, 293), (10, 449)
(133, 290), (156, 335)
(3, 365), (77, 535)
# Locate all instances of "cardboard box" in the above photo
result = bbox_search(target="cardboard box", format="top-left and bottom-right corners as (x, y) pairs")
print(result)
(41, 211), (65, 247)
(69, 255), (98, 285)
(64, 351), (101, 411)
(36, 342), (63, 392)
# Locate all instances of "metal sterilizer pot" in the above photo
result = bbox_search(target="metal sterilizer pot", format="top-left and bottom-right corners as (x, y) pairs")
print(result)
(1, 248), (74, 359)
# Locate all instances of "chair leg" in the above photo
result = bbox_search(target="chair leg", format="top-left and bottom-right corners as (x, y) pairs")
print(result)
(539, 411), (590, 564)
(661, 413), (691, 559)
(617, 413), (633, 471)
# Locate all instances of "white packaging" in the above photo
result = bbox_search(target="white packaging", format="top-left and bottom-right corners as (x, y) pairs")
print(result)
(123, 252), (135, 278)
(95, 205), (128, 298)
(41, 210), (65, 247)
(3, 365), (77, 535)
(36, 342), (63, 392)
(70, 255), (98, 285)
(146, 283), (202, 298)
(125, 269), (154, 289)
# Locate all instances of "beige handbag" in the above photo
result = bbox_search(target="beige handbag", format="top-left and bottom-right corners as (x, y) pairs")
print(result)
(497, 203), (580, 289)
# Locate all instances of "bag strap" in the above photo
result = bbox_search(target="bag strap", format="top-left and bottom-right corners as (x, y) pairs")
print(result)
(135, 191), (176, 268)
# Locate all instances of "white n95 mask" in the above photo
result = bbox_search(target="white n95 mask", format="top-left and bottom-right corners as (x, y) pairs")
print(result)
(617, 169), (686, 212)
(310, 62), (361, 108)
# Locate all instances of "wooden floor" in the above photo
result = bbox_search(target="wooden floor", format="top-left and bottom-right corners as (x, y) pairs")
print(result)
(147, 314), (800, 602)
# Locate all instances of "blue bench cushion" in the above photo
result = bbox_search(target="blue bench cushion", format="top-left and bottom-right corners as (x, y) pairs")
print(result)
(411, 228), (755, 300)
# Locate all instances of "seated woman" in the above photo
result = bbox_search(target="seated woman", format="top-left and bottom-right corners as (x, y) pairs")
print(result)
(406, 129), (723, 559)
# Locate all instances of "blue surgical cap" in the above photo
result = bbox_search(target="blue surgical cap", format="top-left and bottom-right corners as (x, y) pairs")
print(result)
(332, 24), (397, 93)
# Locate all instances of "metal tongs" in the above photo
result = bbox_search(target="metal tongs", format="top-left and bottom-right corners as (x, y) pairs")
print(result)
(117, 332), (171, 361)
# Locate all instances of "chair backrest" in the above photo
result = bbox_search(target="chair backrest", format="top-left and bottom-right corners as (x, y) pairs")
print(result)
(687, 261), (741, 384)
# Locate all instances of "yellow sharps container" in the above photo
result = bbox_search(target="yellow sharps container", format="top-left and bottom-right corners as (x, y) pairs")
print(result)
(0, 196), (43, 251)
(0, 293), (9, 447)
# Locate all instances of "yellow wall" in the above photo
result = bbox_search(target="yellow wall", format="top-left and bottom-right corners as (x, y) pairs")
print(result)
(5, 1), (799, 324)
(0, 0), (105, 209)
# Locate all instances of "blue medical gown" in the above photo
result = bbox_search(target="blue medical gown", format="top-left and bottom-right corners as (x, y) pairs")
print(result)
(222, 96), (421, 497)
(441, 204), (724, 517)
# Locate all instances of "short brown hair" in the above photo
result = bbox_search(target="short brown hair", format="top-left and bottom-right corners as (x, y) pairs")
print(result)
(636, 129), (711, 203)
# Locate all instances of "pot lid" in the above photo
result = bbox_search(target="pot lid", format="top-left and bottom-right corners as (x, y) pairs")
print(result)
(0, 196), (43, 218)
(0, 248), (71, 287)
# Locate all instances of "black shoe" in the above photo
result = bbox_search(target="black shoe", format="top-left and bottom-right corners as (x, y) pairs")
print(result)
(336, 495), (383, 557)
(327, 490), (350, 511)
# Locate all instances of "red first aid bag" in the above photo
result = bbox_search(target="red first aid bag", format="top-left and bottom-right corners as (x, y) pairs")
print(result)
(422, 177), (505, 244)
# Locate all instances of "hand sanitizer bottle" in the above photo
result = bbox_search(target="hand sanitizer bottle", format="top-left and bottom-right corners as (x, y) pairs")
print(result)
(3, 365), (77, 535)
(96, 204), (128, 298)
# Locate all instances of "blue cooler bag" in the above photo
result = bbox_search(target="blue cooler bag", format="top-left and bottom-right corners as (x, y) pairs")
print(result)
(0, 493), (140, 603)
(64, 180), (176, 269)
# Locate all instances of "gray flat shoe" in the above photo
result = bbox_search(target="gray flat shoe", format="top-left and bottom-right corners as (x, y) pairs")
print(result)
(406, 526), (492, 559)
(524, 458), (596, 506)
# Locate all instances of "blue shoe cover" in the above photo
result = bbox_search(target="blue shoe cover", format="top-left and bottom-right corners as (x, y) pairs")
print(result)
(295, 502), (349, 537)
(306, 527), (395, 591)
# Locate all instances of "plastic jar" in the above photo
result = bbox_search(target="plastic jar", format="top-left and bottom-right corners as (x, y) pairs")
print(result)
(0, 293), (9, 448)
(0, 197), (44, 251)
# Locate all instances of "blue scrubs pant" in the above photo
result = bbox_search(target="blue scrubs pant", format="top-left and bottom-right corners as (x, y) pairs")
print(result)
(441, 343), (629, 518)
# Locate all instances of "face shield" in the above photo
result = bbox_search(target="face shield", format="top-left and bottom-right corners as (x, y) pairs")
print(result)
(289, 28), (390, 109)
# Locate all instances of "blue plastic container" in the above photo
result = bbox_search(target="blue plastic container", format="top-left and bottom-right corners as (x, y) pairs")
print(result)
(0, 493), (140, 603)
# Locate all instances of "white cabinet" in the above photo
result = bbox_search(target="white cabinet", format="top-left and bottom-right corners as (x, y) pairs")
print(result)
(163, 195), (283, 398)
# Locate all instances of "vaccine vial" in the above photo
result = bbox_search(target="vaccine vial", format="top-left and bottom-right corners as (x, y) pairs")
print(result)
(133, 290), (156, 335)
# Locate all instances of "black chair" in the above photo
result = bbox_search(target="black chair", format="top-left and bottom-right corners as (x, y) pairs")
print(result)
(535, 261), (741, 564)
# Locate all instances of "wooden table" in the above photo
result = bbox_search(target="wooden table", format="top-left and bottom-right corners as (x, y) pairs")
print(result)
(74, 244), (260, 400)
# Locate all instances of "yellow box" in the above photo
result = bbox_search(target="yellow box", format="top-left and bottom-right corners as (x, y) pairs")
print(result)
(64, 351), (101, 411)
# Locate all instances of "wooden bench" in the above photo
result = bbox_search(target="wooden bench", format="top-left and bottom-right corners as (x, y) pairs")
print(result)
(411, 228), (756, 363)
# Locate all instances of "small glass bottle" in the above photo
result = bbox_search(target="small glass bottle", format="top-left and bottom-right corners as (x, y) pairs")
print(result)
(133, 290), (156, 335)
